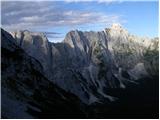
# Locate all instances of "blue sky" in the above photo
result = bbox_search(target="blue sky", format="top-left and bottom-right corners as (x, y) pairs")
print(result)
(1, 0), (158, 42)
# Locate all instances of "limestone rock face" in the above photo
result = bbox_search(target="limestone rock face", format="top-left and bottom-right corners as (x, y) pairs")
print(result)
(10, 31), (53, 79)
(10, 25), (159, 104)
(143, 38), (159, 76)
(1, 29), (86, 118)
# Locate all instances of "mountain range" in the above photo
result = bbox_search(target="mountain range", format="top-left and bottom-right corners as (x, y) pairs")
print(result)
(1, 24), (159, 118)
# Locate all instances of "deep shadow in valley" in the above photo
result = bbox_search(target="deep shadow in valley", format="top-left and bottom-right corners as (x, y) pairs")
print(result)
(27, 76), (159, 119)
(87, 76), (159, 119)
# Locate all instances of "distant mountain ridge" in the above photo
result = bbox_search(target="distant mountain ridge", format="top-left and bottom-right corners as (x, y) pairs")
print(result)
(1, 24), (159, 118)
(10, 24), (159, 104)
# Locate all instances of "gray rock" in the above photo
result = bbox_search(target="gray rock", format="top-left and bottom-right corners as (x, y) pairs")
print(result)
(10, 24), (159, 104)
(1, 28), (86, 118)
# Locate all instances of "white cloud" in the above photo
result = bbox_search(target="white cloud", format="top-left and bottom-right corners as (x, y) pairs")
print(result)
(1, 1), (125, 31)
(21, 16), (41, 22)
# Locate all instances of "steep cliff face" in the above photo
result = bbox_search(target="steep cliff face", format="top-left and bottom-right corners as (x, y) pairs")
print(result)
(60, 24), (158, 103)
(2, 24), (159, 118)
(10, 31), (53, 80)
(10, 24), (159, 104)
(1, 29), (87, 118)
(143, 38), (159, 76)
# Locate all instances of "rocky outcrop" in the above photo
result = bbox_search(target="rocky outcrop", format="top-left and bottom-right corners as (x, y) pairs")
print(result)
(1, 29), (87, 118)
(10, 31), (53, 80)
(10, 24), (159, 105)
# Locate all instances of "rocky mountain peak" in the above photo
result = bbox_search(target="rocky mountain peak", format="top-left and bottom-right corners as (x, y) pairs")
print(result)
(2, 27), (159, 118)
(111, 23), (122, 30)
(10, 30), (48, 46)
(8, 26), (159, 105)
(105, 23), (128, 38)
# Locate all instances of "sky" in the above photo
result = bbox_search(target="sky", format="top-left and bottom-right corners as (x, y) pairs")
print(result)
(1, 0), (158, 42)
